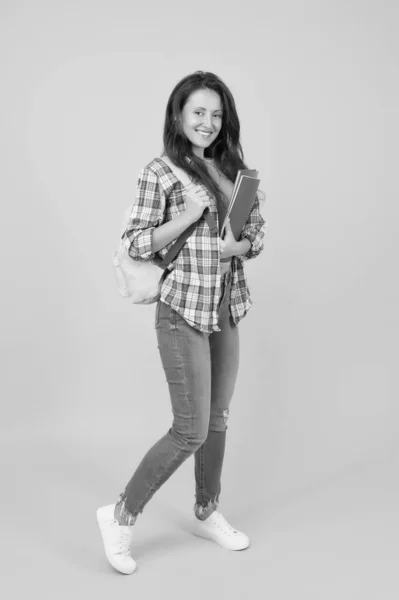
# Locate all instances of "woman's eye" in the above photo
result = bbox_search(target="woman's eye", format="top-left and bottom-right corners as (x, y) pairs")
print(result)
(195, 111), (222, 118)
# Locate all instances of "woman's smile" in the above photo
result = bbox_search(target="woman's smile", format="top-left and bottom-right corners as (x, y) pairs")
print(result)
(196, 129), (213, 138)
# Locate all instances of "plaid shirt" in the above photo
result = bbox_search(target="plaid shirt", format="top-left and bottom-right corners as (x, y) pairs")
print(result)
(122, 157), (266, 333)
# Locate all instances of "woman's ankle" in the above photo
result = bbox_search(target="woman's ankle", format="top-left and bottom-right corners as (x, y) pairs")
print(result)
(194, 500), (217, 521)
(114, 500), (136, 526)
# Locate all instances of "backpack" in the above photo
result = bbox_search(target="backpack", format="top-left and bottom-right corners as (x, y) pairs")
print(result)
(113, 156), (216, 305)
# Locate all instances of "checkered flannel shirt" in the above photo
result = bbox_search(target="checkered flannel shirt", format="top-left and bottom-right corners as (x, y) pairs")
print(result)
(122, 157), (266, 333)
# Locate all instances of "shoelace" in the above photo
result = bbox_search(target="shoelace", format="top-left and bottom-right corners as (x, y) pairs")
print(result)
(118, 528), (132, 557)
(214, 512), (237, 535)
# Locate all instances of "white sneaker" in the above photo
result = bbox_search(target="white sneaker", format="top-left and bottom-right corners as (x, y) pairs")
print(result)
(96, 504), (137, 574)
(192, 510), (250, 551)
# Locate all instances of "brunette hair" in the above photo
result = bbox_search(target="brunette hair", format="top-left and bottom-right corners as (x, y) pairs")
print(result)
(162, 71), (251, 203)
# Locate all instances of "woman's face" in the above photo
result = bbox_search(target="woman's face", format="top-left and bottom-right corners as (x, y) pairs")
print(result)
(180, 88), (223, 157)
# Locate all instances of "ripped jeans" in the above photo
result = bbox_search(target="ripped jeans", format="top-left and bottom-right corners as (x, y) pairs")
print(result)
(116, 270), (240, 524)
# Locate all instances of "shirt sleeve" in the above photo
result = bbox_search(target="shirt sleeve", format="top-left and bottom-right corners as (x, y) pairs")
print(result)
(122, 166), (166, 261)
(240, 193), (267, 260)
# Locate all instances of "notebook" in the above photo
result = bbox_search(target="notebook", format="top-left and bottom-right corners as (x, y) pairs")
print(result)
(221, 169), (260, 240)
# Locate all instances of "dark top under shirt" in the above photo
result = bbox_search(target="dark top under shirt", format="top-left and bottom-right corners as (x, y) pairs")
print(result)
(203, 158), (235, 272)
(203, 158), (234, 235)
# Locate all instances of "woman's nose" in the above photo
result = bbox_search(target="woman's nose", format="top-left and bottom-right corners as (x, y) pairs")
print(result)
(203, 114), (212, 128)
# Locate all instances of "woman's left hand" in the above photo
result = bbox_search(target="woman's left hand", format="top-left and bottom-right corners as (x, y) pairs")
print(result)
(219, 218), (239, 260)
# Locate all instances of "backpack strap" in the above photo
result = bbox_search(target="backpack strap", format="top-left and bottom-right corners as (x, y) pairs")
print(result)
(149, 155), (218, 269)
(128, 156), (218, 270)
(155, 219), (198, 269)
(160, 156), (218, 236)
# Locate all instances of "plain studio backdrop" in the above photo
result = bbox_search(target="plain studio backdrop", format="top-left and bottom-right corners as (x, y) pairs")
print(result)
(1, 1), (398, 598)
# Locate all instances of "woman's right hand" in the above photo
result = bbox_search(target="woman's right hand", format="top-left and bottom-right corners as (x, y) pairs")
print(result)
(183, 183), (211, 223)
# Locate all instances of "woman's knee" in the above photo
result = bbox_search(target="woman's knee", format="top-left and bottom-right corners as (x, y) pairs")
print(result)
(169, 425), (208, 453)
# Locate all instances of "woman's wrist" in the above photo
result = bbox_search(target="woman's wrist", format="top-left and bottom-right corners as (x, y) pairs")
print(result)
(179, 210), (197, 228)
(152, 211), (196, 253)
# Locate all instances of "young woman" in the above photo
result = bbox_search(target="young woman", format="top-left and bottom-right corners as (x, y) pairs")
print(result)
(97, 71), (266, 575)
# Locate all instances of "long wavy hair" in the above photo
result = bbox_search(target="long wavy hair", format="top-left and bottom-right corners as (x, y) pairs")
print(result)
(162, 71), (252, 204)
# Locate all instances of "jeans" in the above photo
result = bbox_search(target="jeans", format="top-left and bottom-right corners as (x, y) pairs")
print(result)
(116, 270), (239, 524)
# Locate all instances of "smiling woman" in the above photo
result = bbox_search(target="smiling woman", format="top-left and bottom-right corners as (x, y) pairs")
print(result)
(96, 70), (266, 576)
